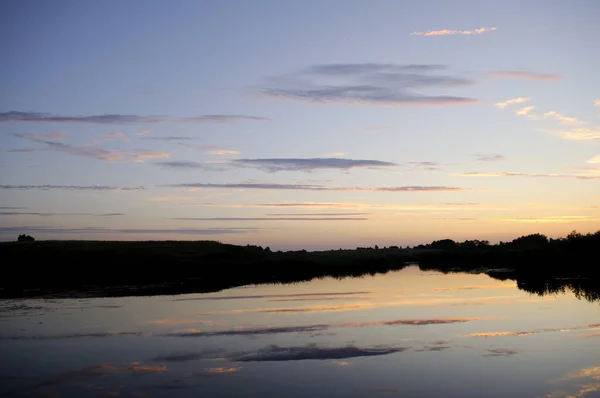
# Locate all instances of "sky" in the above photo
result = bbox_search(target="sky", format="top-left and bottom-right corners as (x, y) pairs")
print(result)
(1, 0), (599, 249)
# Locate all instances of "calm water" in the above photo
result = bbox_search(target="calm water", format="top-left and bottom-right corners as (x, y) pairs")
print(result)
(1, 266), (599, 398)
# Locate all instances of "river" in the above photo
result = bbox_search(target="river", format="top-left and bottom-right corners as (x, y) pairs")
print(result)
(1, 266), (599, 398)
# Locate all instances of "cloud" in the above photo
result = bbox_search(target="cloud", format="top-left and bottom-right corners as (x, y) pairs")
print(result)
(0, 184), (145, 191)
(172, 217), (368, 221)
(543, 111), (586, 125)
(233, 157), (397, 172)
(588, 155), (600, 164)
(339, 318), (481, 327)
(475, 154), (505, 162)
(264, 213), (371, 217)
(30, 362), (166, 389)
(469, 331), (537, 337)
(209, 149), (240, 155)
(544, 127), (600, 140)
(168, 182), (469, 192)
(203, 367), (241, 374)
(155, 161), (225, 171)
(160, 325), (329, 338)
(102, 132), (130, 142)
(0, 212), (125, 217)
(457, 171), (600, 180)
(488, 71), (561, 80)
(515, 105), (536, 117)
(403, 161), (453, 171)
(171, 291), (371, 301)
(151, 349), (227, 362)
(325, 152), (345, 157)
(0, 206), (27, 209)
(39, 132), (70, 140)
(0, 226), (256, 236)
(143, 136), (194, 141)
(259, 63), (477, 107)
(414, 346), (452, 352)
(0, 331), (142, 341)
(411, 27), (497, 36)
(0, 111), (270, 124)
(13, 133), (169, 162)
(266, 295), (373, 302)
(494, 97), (530, 108)
(136, 129), (152, 136)
(465, 323), (600, 338)
(231, 344), (408, 362)
(156, 157), (399, 172)
(497, 216), (598, 224)
(483, 348), (519, 357)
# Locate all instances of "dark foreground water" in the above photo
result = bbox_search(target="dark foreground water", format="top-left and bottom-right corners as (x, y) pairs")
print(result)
(1, 266), (599, 398)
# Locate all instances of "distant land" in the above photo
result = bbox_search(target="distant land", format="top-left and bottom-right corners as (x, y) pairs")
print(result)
(1, 230), (598, 300)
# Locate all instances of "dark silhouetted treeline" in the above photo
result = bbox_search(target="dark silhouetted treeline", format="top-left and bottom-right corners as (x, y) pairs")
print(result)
(417, 230), (600, 278)
(0, 230), (598, 299)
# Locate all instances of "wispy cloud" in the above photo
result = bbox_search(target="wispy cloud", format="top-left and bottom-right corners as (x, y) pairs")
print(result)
(142, 136), (194, 141)
(232, 344), (409, 362)
(595, 99), (600, 108)
(14, 133), (169, 162)
(264, 212), (371, 217)
(102, 132), (130, 142)
(515, 105), (537, 117)
(488, 71), (561, 80)
(41, 131), (70, 140)
(155, 161), (225, 170)
(0, 212), (124, 217)
(544, 127), (600, 141)
(543, 111), (586, 125)
(259, 63), (477, 107)
(587, 155), (600, 164)
(172, 217), (368, 221)
(0, 111), (270, 124)
(168, 182), (470, 192)
(0, 331), (143, 341)
(411, 27), (497, 36)
(457, 170), (600, 180)
(474, 154), (505, 162)
(325, 152), (345, 157)
(494, 97), (530, 108)
(151, 349), (227, 362)
(29, 362), (165, 390)
(544, 366), (600, 398)
(0, 226), (256, 235)
(0, 184), (145, 191)
(483, 348), (519, 357)
(497, 216), (597, 224)
(339, 317), (482, 328)
(161, 325), (329, 338)
(233, 158), (397, 172)
(403, 161), (451, 171)
(465, 323), (600, 338)
(209, 149), (240, 156)
(171, 291), (371, 301)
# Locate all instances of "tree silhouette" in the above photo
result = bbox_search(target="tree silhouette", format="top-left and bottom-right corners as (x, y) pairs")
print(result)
(17, 234), (35, 242)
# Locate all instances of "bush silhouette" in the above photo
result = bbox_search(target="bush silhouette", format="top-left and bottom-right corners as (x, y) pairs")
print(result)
(17, 234), (35, 242)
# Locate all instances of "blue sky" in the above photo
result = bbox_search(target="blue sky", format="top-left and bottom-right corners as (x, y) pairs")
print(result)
(1, 0), (599, 249)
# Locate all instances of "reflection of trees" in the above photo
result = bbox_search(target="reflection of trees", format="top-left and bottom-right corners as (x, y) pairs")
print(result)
(514, 278), (600, 303)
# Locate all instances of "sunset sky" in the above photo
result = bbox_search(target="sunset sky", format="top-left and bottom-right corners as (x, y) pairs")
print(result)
(1, 0), (599, 249)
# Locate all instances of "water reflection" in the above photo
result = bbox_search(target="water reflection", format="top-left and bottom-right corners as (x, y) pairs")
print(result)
(1, 266), (599, 398)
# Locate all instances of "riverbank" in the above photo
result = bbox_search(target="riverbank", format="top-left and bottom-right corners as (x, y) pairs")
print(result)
(1, 230), (598, 298)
